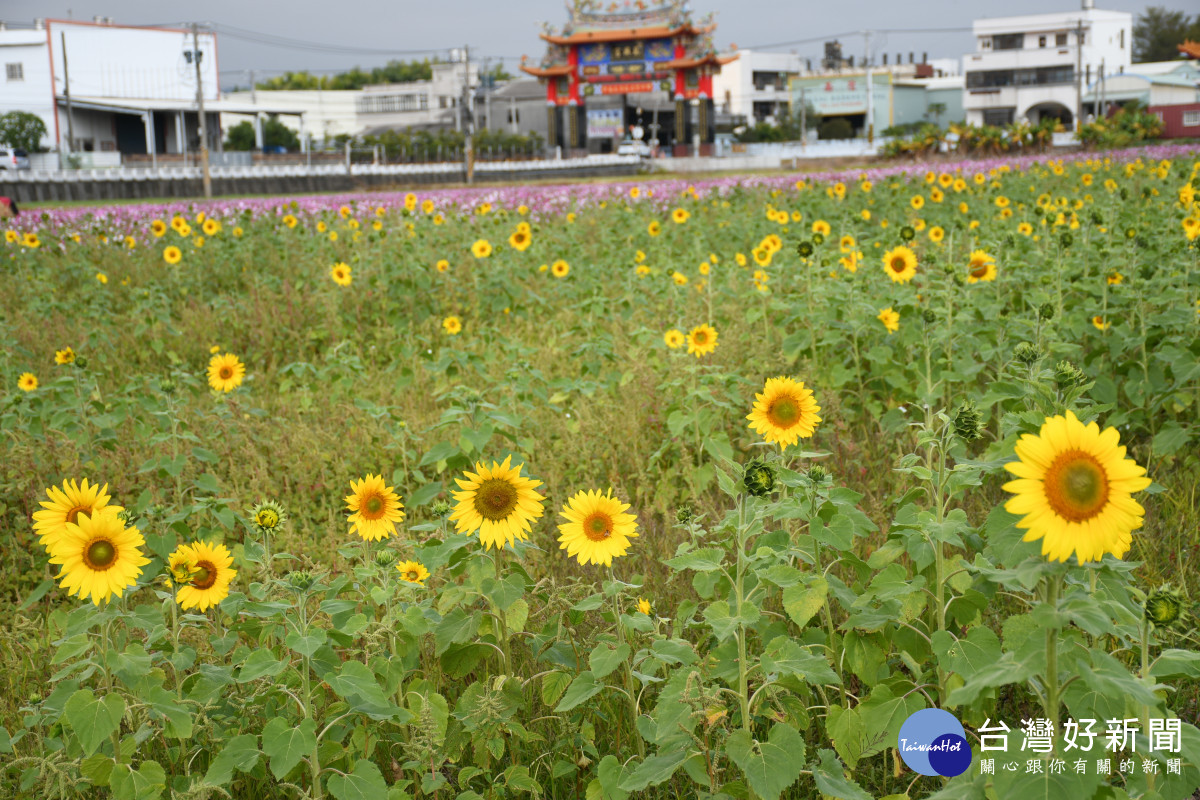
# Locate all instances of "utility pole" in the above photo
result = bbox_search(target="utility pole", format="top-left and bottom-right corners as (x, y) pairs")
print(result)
(192, 22), (212, 198)
(61, 32), (77, 164)
(462, 44), (474, 184)
(800, 87), (806, 149)
(1075, 18), (1084, 132)
(1098, 58), (1105, 120)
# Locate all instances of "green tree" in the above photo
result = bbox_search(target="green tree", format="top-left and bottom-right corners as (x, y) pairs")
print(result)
(1133, 6), (1200, 62)
(256, 60), (436, 91)
(223, 116), (300, 151)
(0, 111), (48, 152)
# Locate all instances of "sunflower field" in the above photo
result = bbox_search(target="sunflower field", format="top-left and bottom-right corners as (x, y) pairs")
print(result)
(2, 143), (1200, 800)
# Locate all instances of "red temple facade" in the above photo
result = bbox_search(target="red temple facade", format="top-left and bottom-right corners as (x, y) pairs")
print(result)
(520, 0), (733, 155)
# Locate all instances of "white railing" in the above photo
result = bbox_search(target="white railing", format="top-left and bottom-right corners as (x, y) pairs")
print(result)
(0, 153), (642, 183)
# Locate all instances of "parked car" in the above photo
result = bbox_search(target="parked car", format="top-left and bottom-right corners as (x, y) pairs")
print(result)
(617, 138), (650, 157)
(0, 148), (30, 170)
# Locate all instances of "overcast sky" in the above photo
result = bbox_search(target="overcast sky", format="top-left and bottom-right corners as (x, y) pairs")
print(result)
(2, 0), (1189, 89)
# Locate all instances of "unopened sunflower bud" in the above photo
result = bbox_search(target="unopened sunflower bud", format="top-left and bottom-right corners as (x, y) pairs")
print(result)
(796, 241), (814, 258)
(289, 570), (315, 592)
(808, 465), (829, 483)
(159, 377), (177, 395)
(430, 499), (451, 517)
(922, 308), (937, 324)
(1144, 585), (1187, 630)
(1038, 302), (1055, 320)
(250, 500), (287, 535)
(374, 549), (398, 568)
(1059, 232), (1073, 249)
(675, 502), (695, 525)
(1054, 360), (1087, 389)
(953, 402), (984, 442)
(743, 459), (776, 497)
(1014, 342), (1042, 366)
(900, 225), (915, 241)
(811, 232), (825, 246)
(73, 355), (89, 370)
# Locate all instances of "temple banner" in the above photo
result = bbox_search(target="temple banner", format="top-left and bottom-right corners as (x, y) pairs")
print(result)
(600, 82), (655, 95)
(585, 108), (624, 139)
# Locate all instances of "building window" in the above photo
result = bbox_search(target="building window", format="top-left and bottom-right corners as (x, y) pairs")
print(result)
(1038, 35), (1047, 48)
(5, 63), (22, 81)
(1056, 33), (1067, 46)
(992, 33), (1024, 50)
(966, 65), (1074, 89)
(983, 108), (1015, 126)
(507, 109), (520, 124)
(1119, 29), (1125, 49)
(1183, 110), (1200, 127)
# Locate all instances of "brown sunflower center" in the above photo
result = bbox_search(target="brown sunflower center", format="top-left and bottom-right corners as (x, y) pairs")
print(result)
(191, 560), (217, 590)
(583, 512), (613, 542)
(693, 331), (708, 345)
(970, 262), (990, 278)
(891, 257), (907, 272)
(85, 539), (117, 570)
(767, 395), (801, 428)
(474, 478), (519, 522)
(515, 233), (527, 243)
(65, 505), (91, 525)
(1043, 451), (1110, 522)
(219, 366), (233, 380)
(362, 494), (386, 519)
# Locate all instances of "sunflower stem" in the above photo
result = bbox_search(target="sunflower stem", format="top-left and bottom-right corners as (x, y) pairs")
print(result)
(492, 551), (513, 677)
(100, 614), (122, 764)
(609, 567), (645, 758)
(1140, 617), (1156, 792)
(1042, 573), (1062, 754)
(735, 498), (752, 735)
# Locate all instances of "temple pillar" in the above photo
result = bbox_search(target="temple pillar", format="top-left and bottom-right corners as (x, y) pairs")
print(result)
(698, 97), (715, 155)
(566, 104), (586, 151)
(674, 97), (691, 157)
(547, 104), (559, 152)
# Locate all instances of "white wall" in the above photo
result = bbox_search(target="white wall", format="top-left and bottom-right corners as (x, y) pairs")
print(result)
(48, 21), (219, 102)
(0, 33), (55, 148)
(223, 90), (359, 141)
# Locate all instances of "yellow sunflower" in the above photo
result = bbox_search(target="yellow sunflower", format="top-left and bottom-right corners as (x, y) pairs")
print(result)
(18, 372), (38, 392)
(202, 218), (220, 236)
(472, 239), (493, 258)
(551, 259), (570, 278)
(1018, 222), (1033, 236)
(556, 488), (639, 567)
(48, 507), (150, 606)
(877, 307), (900, 333)
(22, 233), (40, 248)
(345, 474), (405, 542)
(686, 323), (718, 357)
(449, 455), (545, 551)
(283, 214), (298, 229)
(509, 229), (532, 251)
(664, 329), (685, 349)
(436, 259), (450, 272)
(443, 316), (463, 335)
(55, 347), (76, 365)
(812, 219), (831, 236)
(928, 226), (945, 243)
(746, 376), (822, 449)
(1107, 271), (1123, 286)
(163, 246), (182, 265)
(151, 220), (167, 237)
(910, 195), (925, 210)
(636, 597), (653, 615)
(330, 262), (352, 286)
(33, 478), (122, 553)
(671, 208), (690, 224)
(1092, 315), (1111, 331)
(207, 353), (245, 392)
(882, 246), (918, 283)
(966, 250), (997, 283)
(648, 220), (662, 236)
(1002, 410), (1152, 563)
(172, 540), (237, 611)
(396, 560), (430, 586)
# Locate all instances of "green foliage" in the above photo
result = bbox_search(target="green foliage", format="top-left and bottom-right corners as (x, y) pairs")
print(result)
(1078, 102), (1166, 149)
(0, 110), (48, 153)
(734, 106), (817, 143)
(223, 115), (301, 152)
(1132, 6), (1200, 62)
(818, 117), (854, 141)
(256, 59), (435, 91)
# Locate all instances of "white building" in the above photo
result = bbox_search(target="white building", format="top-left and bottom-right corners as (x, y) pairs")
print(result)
(0, 17), (299, 163)
(712, 50), (798, 124)
(963, 2), (1132, 129)
(222, 60), (478, 143)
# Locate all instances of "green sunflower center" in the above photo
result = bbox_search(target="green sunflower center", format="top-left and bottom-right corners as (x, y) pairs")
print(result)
(86, 539), (116, 570)
(405, 570), (421, 582)
(1044, 451), (1110, 522)
(363, 494), (386, 518)
(256, 509), (279, 528)
(191, 561), (217, 590)
(583, 512), (613, 542)
(474, 478), (519, 522)
(768, 396), (800, 428)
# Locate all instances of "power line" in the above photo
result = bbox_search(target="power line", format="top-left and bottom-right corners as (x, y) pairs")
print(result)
(208, 22), (454, 57)
(743, 26), (972, 51)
